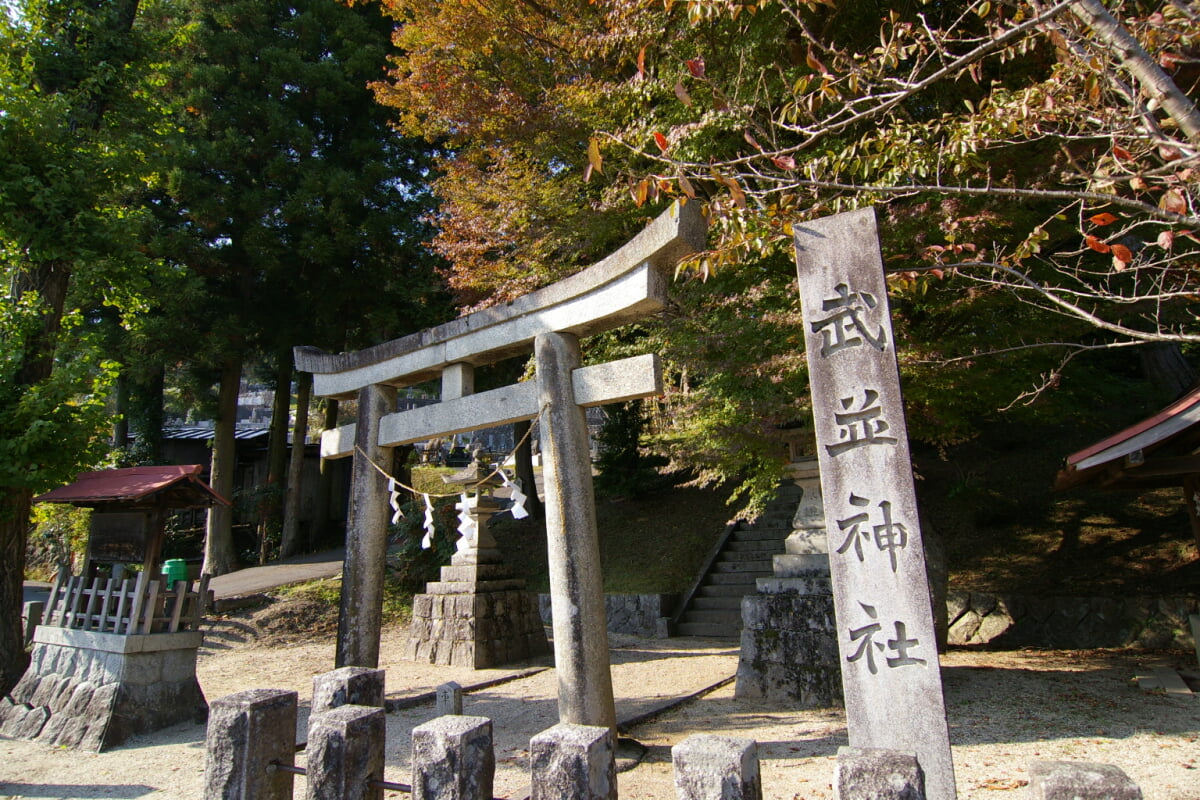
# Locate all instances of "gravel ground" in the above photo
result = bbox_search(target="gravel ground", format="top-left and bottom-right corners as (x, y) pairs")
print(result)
(1, 617), (1198, 800)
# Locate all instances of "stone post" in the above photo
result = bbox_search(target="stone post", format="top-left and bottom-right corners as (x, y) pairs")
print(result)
(203, 688), (297, 800)
(535, 331), (617, 731)
(22, 601), (43, 646)
(311, 666), (385, 716)
(436, 682), (464, 716)
(1027, 761), (1142, 800)
(337, 382), (397, 668)
(529, 723), (616, 800)
(411, 715), (495, 800)
(672, 734), (762, 800)
(306, 705), (386, 800)
(834, 747), (924, 800)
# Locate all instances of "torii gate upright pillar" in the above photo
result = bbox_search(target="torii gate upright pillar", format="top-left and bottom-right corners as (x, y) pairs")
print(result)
(337, 383), (395, 668)
(536, 331), (617, 729)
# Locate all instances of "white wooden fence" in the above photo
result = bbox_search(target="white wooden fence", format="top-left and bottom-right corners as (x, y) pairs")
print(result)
(41, 570), (210, 636)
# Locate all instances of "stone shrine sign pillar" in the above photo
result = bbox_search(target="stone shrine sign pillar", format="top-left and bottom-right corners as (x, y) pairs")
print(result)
(793, 208), (956, 800)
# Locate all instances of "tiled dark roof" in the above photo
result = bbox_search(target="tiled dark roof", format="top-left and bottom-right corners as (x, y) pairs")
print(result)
(162, 425), (271, 441)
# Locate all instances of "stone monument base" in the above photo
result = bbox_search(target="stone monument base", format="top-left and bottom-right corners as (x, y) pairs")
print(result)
(0, 627), (207, 751)
(404, 562), (550, 669)
(734, 586), (843, 706)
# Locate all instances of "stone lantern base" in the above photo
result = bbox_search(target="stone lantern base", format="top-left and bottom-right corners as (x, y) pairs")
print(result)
(404, 561), (550, 669)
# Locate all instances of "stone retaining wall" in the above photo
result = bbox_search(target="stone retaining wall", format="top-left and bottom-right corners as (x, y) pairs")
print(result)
(947, 591), (1199, 649)
(538, 593), (676, 638)
(0, 627), (207, 751)
(536, 590), (1197, 649)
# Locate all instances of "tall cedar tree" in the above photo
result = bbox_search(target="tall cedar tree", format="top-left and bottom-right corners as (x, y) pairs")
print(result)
(167, 0), (447, 573)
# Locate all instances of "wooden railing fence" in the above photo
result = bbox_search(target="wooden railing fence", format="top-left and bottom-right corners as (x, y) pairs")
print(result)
(41, 570), (210, 636)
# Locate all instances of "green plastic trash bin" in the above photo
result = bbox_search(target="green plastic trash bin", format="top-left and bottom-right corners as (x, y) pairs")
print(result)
(162, 558), (189, 587)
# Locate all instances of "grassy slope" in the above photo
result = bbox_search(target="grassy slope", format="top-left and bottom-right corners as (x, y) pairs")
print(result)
(490, 475), (739, 595)
(488, 418), (1200, 599)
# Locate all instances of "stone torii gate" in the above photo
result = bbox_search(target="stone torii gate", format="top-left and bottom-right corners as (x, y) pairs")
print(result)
(294, 202), (705, 729)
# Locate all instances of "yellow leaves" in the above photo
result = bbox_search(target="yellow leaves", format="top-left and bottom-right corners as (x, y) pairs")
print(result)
(584, 136), (602, 182)
(805, 48), (829, 77)
(678, 173), (696, 199)
(711, 168), (746, 209)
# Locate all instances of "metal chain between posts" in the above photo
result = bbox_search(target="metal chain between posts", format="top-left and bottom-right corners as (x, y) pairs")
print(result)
(268, 760), (514, 798)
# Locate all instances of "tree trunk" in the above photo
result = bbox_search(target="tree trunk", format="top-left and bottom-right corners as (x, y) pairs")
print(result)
(2, 260), (71, 696)
(257, 352), (292, 564)
(280, 371), (312, 559)
(513, 419), (543, 519)
(312, 398), (339, 549)
(203, 355), (243, 577)
(0, 488), (33, 697)
(133, 361), (166, 464)
(1139, 342), (1197, 400)
(112, 371), (130, 454)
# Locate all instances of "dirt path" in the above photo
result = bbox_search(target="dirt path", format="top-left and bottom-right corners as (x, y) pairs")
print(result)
(2, 619), (1198, 799)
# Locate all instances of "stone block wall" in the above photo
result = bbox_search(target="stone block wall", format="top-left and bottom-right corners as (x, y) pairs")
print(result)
(0, 628), (207, 751)
(734, 591), (842, 706)
(406, 589), (549, 668)
(947, 591), (1199, 649)
(537, 593), (676, 638)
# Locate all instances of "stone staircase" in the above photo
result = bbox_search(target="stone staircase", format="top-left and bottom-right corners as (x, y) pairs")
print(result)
(672, 481), (803, 638)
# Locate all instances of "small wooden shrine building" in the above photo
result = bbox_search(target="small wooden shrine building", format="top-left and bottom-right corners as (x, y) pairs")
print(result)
(1055, 385), (1200, 550)
(0, 466), (227, 751)
(35, 464), (229, 579)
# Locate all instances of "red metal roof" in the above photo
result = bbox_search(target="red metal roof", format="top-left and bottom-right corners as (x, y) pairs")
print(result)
(1064, 385), (1200, 471)
(34, 465), (230, 507)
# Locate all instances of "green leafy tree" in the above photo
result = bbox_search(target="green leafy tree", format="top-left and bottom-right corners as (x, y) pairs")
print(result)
(0, 0), (179, 695)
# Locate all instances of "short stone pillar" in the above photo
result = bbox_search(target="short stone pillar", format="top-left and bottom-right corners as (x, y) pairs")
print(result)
(834, 747), (924, 800)
(735, 472), (842, 707)
(1027, 761), (1142, 800)
(306, 705), (386, 800)
(311, 666), (385, 716)
(22, 601), (43, 646)
(672, 734), (762, 800)
(203, 688), (298, 800)
(411, 715), (495, 800)
(530, 723), (616, 800)
(436, 681), (464, 716)
(405, 490), (549, 669)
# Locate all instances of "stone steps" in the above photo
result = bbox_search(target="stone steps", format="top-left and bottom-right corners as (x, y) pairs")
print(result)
(725, 539), (782, 553)
(675, 621), (737, 638)
(690, 596), (742, 611)
(673, 481), (802, 639)
(711, 558), (774, 573)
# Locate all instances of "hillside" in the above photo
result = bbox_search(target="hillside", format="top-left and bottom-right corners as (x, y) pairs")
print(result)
(487, 418), (1200, 600)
